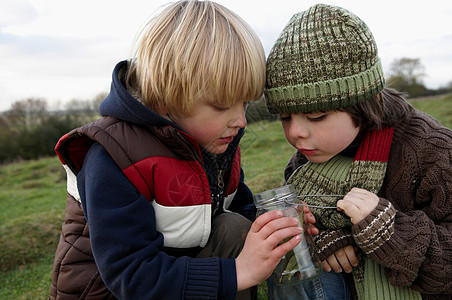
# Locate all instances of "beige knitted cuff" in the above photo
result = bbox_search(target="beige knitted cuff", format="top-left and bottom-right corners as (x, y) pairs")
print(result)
(352, 198), (396, 254)
(314, 228), (355, 261)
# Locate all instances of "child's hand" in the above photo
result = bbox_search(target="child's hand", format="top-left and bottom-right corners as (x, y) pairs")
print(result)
(235, 210), (303, 291)
(299, 203), (319, 236)
(336, 187), (379, 224)
(321, 245), (358, 273)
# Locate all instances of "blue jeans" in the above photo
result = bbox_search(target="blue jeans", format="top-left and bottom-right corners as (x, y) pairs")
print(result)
(267, 270), (350, 300)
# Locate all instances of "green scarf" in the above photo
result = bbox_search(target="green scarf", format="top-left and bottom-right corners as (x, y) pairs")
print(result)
(287, 127), (421, 299)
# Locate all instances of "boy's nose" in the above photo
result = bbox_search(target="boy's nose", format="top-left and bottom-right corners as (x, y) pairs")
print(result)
(230, 105), (247, 128)
(289, 121), (309, 139)
(233, 111), (247, 128)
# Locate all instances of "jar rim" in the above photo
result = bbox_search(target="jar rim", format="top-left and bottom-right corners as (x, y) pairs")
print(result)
(253, 184), (297, 208)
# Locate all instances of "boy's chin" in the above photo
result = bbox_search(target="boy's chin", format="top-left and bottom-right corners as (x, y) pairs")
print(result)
(204, 144), (228, 155)
(305, 155), (332, 164)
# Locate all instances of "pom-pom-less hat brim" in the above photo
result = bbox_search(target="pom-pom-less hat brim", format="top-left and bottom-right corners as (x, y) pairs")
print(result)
(265, 59), (384, 114)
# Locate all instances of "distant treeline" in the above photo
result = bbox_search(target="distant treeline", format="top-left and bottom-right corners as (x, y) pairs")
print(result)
(0, 97), (104, 164)
(0, 96), (275, 164)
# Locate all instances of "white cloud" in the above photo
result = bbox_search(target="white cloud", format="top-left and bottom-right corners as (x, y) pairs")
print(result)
(0, 0), (38, 28)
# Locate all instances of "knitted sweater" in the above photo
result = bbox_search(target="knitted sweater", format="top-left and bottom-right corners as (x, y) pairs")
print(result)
(284, 109), (452, 299)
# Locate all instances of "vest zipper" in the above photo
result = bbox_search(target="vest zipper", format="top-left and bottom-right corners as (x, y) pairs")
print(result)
(218, 170), (225, 188)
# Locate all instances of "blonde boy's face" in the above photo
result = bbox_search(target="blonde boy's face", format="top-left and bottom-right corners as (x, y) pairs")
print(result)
(280, 110), (360, 163)
(170, 98), (247, 154)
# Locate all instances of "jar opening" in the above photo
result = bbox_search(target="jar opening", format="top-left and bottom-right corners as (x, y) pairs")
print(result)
(253, 185), (297, 209)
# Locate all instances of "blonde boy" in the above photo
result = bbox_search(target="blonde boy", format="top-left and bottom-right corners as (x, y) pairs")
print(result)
(50, 1), (305, 299)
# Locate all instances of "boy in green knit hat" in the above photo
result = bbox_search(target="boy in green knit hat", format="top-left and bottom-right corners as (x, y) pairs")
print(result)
(265, 4), (452, 300)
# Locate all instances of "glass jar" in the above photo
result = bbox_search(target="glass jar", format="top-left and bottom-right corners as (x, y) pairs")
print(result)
(253, 184), (322, 285)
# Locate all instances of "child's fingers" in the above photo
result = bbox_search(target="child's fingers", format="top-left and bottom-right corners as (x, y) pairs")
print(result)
(324, 245), (358, 273)
(301, 205), (316, 222)
(252, 211), (302, 238)
(333, 247), (353, 273)
(344, 245), (358, 267)
(267, 223), (303, 245)
(250, 210), (284, 233)
(337, 199), (362, 224)
(272, 233), (302, 258)
(337, 190), (368, 216)
(307, 224), (319, 236)
(297, 202), (314, 217)
(336, 199), (357, 217)
(325, 254), (342, 273)
(349, 187), (374, 197)
(322, 260), (332, 272)
(346, 188), (378, 208)
(298, 204), (319, 235)
(337, 188), (379, 224)
(250, 211), (305, 254)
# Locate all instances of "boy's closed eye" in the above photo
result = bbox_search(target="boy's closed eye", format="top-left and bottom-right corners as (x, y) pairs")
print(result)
(210, 101), (249, 112)
(279, 112), (328, 122)
(212, 104), (229, 112)
(305, 113), (327, 122)
(279, 113), (291, 121)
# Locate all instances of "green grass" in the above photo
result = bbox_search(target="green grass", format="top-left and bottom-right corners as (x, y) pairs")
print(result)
(0, 157), (67, 299)
(0, 158), (66, 227)
(0, 94), (450, 299)
(0, 253), (55, 299)
(241, 120), (295, 193)
(409, 93), (452, 129)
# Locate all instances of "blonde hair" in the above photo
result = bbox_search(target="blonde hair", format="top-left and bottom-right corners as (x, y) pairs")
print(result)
(127, 0), (265, 116)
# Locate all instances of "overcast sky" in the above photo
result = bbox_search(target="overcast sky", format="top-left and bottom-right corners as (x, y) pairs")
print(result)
(1, 0), (451, 112)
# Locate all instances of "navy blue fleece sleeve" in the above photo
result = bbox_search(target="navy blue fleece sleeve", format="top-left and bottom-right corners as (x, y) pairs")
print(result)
(78, 143), (237, 299)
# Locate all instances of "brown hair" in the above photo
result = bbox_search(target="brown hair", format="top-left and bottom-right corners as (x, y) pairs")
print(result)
(341, 87), (414, 131)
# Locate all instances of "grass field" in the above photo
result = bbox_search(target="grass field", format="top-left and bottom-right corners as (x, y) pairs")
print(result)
(0, 157), (67, 299)
(0, 93), (450, 299)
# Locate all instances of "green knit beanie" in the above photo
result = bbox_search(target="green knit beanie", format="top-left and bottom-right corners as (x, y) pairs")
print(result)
(265, 4), (385, 114)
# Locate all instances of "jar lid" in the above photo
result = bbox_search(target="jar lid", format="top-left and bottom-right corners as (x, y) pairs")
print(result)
(253, 184), (296, 209)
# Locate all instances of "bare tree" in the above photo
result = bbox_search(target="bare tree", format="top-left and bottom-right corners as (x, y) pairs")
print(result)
(5, 98), (48, 130)
(388, 58), (426, 85)
(386, 58), (429, 97)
